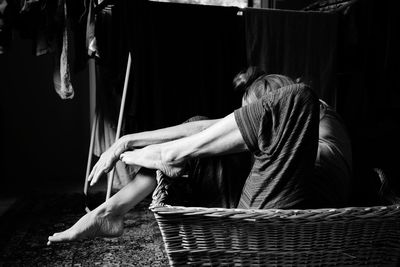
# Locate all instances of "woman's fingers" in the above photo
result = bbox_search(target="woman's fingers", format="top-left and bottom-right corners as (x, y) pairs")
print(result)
(90, 167), (103, 186)
(88, 159), (102, 182)
(120, 152), (132, 164)
(90, 161), (113, 186)
(88, 154), (110, 186)
(88, 146), (128, 186)
(87, 165), (96, 182)
(89, 161), (104, 186)
(120, 153), (134, 165)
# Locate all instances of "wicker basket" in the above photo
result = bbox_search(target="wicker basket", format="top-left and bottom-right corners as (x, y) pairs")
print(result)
(150, 170), (400, 266)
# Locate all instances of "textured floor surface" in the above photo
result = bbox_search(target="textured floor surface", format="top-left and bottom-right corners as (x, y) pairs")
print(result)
(0, 192), (169, 266)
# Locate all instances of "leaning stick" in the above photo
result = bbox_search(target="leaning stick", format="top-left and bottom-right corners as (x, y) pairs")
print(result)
(106, 52), (132, 200)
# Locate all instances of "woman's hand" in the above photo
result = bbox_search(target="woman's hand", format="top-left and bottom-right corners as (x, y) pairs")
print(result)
(120, 145), (187, 178)
(88, 138), (128, 186)
(118, 113), (246, 179)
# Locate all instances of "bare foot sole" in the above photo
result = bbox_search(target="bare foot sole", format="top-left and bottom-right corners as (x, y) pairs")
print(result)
(47, 210), (124, 245)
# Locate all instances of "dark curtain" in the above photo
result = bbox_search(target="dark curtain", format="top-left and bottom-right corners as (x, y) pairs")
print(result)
(336, 0), (400, 127)
(122, 1), (246, 132)
(335, 0), (400, 203)
(244, 8), (339, 107)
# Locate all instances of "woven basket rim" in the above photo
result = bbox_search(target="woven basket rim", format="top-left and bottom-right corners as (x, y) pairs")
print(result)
(151, 204), (400, 220)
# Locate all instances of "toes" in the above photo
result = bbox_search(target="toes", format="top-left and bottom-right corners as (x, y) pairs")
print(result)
(48, 230), (76, 244)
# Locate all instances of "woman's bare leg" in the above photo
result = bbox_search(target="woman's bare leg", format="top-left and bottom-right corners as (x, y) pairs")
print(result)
(47, 168), (156, 245)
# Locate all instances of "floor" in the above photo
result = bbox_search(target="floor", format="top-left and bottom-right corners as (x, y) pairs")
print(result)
(0, 177), (169, 266)
(0, 177), (108, 217)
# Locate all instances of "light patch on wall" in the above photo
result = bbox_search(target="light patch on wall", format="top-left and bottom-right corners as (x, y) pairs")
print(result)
(149, 0), (249, 8)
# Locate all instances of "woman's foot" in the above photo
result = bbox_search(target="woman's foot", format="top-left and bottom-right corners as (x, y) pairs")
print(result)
(47, 208), (124, 245)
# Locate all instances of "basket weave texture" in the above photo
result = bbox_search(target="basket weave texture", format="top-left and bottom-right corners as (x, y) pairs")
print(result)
(150, 171), (400, 266)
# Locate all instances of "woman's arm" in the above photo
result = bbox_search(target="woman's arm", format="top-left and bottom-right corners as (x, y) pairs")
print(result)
(88, 119), (220, 185)
(121, 119), (220, 149)
(120, 113), (248, 177)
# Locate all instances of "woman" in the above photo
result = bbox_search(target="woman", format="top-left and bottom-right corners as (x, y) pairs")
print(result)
(48, 67), (352, 244)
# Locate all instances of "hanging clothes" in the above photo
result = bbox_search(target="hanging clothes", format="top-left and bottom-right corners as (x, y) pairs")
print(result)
(53, 0), (89, 99)
(0, 0), (10, 54)
(53, 0), (74, 99)
(84, 0), (97, 57)
(92, 62), (135, 189)
(92, 109), (136, 189)
(243, 7), (339, 107)
(91, 3), (134, 189)
(3, 0), (88, 99)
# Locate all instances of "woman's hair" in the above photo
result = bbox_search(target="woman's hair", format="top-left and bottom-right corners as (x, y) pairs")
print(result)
(233, 66), (301, 105)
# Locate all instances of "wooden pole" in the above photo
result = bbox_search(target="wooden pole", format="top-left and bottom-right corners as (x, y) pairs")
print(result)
(84, 57), (97, 213)
(106, 52), (132, 200)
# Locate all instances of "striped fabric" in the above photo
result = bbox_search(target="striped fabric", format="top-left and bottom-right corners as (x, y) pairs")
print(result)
(234, 84), (320, 209)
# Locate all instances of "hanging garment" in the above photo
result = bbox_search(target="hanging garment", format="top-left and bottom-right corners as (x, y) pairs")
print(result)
(92, 61), (134, 189)
(0, 0), (9, 54)
(244, 7), (339, 107)
(4, 0), (87, 98)
(90, 3), (133, 189)
(84, 0), (97, 57)
(2, 0), (70, 96)
(93, 111), (116, 158)
(2, 0), (58, 56)
(53, 0), (73, 99)
(92, 111), (135, 189)
(54, 0), (89, 99)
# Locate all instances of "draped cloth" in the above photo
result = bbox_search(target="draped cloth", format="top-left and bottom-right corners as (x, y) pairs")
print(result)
(244, 8), (339, 107)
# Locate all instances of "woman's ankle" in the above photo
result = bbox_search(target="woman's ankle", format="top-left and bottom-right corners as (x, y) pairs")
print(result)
(93, 201), (123, 218)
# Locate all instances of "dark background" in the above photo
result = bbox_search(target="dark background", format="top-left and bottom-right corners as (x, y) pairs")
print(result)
(0, 31), (90, 192)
